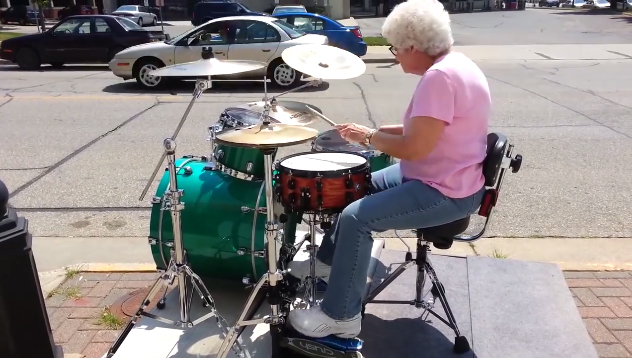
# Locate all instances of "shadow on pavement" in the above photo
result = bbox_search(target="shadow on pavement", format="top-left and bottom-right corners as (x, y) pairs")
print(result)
(0, 64), (110, 71)
(102, 79), (331, 95)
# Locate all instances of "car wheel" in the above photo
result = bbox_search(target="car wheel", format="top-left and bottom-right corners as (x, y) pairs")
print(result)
(152, 17), (157, 26)
(19, 18), (26, 25)
(268, 59), (302, 88)
(138, 17), (143, 26)
(0, 18), (7, 24)
(16, 47), (41, 70)
(134, 58), (164, 89)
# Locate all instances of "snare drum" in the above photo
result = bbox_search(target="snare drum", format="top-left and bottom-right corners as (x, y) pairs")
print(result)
(210, 107), (277, 180)
(274, 152), (372, 214)
(311, 129), (395, 172)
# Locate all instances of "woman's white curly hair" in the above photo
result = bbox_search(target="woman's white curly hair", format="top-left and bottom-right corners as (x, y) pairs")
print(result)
(381, 0), (454, 57)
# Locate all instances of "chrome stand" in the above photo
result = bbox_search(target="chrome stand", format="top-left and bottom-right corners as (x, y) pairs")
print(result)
(139, 77), (212, 202)
(216, 144), (285, 358)
(302, 215), (319, 307)
(108, 137), (244, 357)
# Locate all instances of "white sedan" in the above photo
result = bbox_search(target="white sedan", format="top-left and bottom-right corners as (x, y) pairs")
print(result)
(109, 16), (328, 89)
(111, 5), (157, 27)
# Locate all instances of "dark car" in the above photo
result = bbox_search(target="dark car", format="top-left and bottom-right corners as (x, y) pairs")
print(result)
(537, 0), (560, 6)
(57, 5), (94, 20)
(0, 5), (39, 26)
(191, 0), (267, 26)
(0, 15), (167, 70)
(272, 12), (367, 57)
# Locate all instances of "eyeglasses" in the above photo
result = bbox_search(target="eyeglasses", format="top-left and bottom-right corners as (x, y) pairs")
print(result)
(389, 46), (397, 56)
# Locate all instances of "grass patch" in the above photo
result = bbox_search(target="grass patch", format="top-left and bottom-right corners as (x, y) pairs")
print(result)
(96, 307), (125, 330)
(363, 36), (391, 47)
(491, 248), (509, 259)
(64, 266), (81, 280)
(0, 32), (24, 41)
(49, 285), (82, 300)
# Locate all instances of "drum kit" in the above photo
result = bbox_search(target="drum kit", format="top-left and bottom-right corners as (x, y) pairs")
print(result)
(106, 44), (376, 358)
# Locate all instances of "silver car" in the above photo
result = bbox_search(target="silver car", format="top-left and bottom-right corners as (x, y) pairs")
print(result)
(109, 16), (328, 89)
(111, 5), (157, 27)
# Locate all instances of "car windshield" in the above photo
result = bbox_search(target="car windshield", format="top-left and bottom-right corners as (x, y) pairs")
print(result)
(272, 19), (305, 39)
(273, 6), (305, 14)
(117, 17), (143, 30)
(116, 5), (138, 11)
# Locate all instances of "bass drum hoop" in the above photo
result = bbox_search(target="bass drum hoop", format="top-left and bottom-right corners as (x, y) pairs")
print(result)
(275, 151), (370, 179)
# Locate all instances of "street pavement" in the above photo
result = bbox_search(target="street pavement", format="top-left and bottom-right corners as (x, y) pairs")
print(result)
(1, 9), (631, 271)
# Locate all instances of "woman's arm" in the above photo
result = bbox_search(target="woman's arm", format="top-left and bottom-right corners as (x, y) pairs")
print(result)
(370, 69), (454, 161)
(377, 124), (404, 135)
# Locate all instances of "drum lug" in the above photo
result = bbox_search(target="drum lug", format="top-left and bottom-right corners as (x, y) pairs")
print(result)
(148, 237), (174, 247)
(241, 206), (267, 214)
(151, 196), (162, 204)
(246, 162), (254, 174)
(236, 247), (266, 258)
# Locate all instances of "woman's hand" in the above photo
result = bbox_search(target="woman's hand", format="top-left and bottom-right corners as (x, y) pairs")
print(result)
(336, 123), (372, 144)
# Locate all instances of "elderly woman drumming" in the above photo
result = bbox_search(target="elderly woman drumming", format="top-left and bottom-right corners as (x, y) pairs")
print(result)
(287, 0), (491, 338)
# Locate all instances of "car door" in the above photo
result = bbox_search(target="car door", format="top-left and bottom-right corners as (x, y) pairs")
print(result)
(85, 17), (115, 62)
(44, 18), (93, 63)
(138, 6), (153, 23)
(173, 20), (231, 64)
(227, 20), (280, 64)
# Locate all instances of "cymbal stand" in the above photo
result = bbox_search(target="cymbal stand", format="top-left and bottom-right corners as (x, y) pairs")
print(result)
(139, 76), (212, 202)
(256, 78), (323, 123)
(302, 214), (319, 307)
(108, 137), (244, 357)
(216, 120), (286, 358)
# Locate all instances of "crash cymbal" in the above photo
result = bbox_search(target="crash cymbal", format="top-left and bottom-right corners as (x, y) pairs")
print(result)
(239, 100), (322, 126)
(150, 58), (266, 77)
(214, 123), (319, 149)
(281, 44), (366, 80)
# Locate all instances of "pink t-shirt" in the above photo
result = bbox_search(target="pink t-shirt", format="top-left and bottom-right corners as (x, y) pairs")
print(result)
(400, 52), (490, 199)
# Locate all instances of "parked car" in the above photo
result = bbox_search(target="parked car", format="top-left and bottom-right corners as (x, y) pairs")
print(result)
(57, 5), (93, 20)
(538, 0), (560, 6)
(0, 5), (39, 25)
(272, 12), (366, 57)
(582, 0), (610, 8)
(111, 5), (158, 26)
(109, 16), (328, 89)
(0, 15), (166, 70)
(191, 0), (267, 26)
(272, 5), (307, 14)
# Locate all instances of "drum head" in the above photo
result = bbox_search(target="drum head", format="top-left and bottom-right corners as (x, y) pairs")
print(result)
(312, 129), (377, 153)
(280, 152), (368, 172)
(219, 107), (277, 129)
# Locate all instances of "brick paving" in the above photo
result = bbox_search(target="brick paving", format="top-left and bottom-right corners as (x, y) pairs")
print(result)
(44, 270), (632, 357)
(566, 271), (632, 358)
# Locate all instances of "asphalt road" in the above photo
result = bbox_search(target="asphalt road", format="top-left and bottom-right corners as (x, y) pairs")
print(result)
(0, 9), (631, 240)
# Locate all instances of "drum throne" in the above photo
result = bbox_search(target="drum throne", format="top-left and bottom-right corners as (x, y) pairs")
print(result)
(279, 132), (523, 357)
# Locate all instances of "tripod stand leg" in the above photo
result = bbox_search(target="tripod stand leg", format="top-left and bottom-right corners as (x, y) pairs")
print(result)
(106, 269), (170, 357)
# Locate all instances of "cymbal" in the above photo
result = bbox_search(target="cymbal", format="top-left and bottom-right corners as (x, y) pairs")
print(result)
(150, 58), (266, 77)
(239, 100), (323, 125)
(281, 44), (366, 80)
(214, 123), (319, 149)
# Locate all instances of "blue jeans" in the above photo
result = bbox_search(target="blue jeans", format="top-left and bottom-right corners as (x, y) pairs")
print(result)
(316, 163), (485, 321)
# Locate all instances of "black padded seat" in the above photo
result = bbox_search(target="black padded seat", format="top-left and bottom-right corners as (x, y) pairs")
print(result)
(416, 217), (471, 250)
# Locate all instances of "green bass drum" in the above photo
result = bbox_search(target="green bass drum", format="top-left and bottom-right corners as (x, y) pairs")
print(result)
(148, 156), (296, 283)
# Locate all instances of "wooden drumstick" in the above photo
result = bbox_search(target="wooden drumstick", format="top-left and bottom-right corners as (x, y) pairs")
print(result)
(306, 105), (337, 127)
(306, 106), (370, 149)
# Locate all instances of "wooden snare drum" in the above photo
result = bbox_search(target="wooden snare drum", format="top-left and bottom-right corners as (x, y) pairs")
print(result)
(274, 152), (372, 214)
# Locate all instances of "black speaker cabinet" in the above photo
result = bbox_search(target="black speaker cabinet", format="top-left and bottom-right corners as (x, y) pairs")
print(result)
(0, 207), (63, 357)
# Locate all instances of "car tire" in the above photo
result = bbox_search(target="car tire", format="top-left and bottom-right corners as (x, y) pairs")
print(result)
(268, 58), (302, 88)
(0, 18), (7, 24)
(134, 58), (164, 90)
(16, 47), (41, 70)
(152, 17), (157, 26)
(138, 17), (143, 26)
(108, 46), (125, 62)
(19, 18), (26, 25)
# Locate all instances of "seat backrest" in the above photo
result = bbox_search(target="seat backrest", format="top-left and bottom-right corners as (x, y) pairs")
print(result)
(482, 132), (508, 187)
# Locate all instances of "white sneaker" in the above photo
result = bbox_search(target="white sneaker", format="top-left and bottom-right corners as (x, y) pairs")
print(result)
(288, 305), (361, 339)
(287, 258), (332, 282)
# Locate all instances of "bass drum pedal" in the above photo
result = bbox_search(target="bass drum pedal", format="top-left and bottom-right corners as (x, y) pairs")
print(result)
(275, 326), (364, 358)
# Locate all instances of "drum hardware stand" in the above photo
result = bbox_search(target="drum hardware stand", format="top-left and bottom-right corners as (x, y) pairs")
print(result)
(108, 138), (245, 358)
(216, 119), (292, 358)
